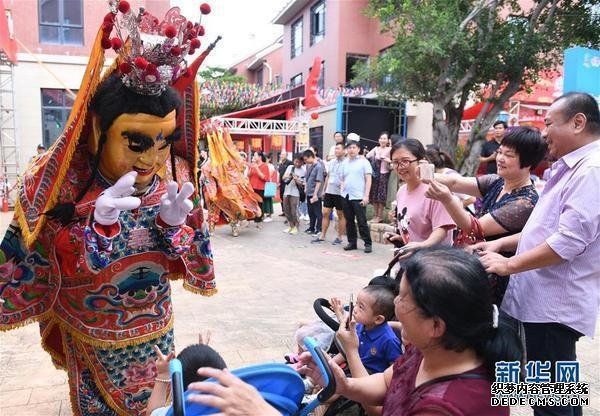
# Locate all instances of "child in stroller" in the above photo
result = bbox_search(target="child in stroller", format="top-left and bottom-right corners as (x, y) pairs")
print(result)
(146, 333), (227, 416)
(309, 284), (402, 416)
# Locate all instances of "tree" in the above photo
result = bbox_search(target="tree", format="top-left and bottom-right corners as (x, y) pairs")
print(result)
(356, 0), (600, 174)
(198, 66), (247, 83)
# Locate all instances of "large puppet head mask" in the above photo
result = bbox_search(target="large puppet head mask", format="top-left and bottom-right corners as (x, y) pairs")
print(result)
(16, 0), (219, 246)
(89, 75), (181, 188)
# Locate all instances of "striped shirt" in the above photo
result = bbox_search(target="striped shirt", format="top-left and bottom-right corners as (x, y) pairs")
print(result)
(502, 140), (600, 337)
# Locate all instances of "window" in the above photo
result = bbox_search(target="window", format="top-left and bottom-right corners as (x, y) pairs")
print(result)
(345, 54), (369, 86)
(290, 73), (303, 87)
(39, 0), (83, 45)
(310, 61), (326, 91)
(256, 67), (263, 86)
(291, 18), (303, 58)
(41, 88), (78, 147)
(379, 47), (393, 87)
(318, 61), (325, 91)
(310, 1), (325, 45)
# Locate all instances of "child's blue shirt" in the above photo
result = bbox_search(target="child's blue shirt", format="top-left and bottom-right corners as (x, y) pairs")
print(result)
(356, 322), (402, 373)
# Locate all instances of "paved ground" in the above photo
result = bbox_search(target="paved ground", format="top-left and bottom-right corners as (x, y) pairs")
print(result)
(0, 209), (598, 415)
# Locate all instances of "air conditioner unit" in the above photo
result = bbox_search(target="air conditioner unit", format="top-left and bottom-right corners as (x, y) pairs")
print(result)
(405, 101), (418, 117)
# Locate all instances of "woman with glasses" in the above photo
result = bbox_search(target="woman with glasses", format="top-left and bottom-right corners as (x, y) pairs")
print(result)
(385, 139), (455, 253)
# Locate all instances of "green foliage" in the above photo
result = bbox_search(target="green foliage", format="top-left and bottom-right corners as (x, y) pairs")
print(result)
(198, 66), (247, 83)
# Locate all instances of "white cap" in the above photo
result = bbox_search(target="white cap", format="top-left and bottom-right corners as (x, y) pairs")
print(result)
(346, 132), (360, 142)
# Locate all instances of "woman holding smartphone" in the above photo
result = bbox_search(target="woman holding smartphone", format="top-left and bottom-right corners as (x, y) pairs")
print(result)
(385, 139), (455, 255)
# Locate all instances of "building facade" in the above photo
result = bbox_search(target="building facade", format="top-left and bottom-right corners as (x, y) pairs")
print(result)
(273, 0), (395, 90)
(272, 0), (432, 153)
(229, 37), (284, 88)
(4, 0), (170, 172)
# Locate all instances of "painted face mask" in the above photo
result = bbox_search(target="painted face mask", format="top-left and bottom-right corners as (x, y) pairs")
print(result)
(98, 110), (179, 187)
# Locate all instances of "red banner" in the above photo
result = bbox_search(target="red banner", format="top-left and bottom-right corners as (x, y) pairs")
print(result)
(0, 0), (17, 64)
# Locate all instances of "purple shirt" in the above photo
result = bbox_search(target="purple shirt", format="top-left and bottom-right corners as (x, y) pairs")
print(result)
(502, 140), (600, 337)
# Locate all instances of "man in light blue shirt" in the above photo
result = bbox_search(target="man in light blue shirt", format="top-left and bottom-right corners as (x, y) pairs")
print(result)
(341, 138), (373, 253)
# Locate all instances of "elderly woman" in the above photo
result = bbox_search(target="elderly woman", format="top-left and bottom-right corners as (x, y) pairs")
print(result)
(424, 126), (547, 247)
(184, 247), (522, 416)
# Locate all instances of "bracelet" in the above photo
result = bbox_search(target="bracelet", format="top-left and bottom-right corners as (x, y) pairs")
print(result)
(155, 377), (171, 383)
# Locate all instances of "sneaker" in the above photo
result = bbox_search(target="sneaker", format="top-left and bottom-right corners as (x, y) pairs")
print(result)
(282, 227), (291, 233)
(289, 227), (299, 235)
(279, 213), (286, 217)
(304, 228), (315, 234)
(343, 243), (357, 251)
(332, 238), (343, 245)
(232, 228), (239, 237)
(263, 217), (273, 223)
(364, 245), (373, 253)
(311, 237), (324, 243)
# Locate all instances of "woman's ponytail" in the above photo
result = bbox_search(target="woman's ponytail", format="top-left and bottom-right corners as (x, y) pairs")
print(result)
(479, 313), (523, 379)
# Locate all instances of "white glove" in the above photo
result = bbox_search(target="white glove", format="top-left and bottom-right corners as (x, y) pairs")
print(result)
(94, 171), (142, 226)
(159, 181), (195, 226)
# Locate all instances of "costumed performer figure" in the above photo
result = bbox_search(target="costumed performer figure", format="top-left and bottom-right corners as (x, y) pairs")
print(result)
(200, 128), (262, 237)
(0, 1), (220, 415)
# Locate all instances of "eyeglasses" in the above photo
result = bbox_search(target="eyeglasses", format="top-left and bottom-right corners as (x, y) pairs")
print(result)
(390, 159), (418, 168)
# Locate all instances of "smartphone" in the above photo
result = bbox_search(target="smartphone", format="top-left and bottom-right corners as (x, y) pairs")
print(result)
(346, 294), (354, 330)
(420, 163), (435, 181)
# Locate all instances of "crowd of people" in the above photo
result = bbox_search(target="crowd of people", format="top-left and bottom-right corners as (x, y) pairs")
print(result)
(184, 91), (599, 416)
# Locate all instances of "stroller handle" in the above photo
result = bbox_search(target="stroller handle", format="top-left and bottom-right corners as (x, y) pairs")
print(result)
(299, 337), (336, 415)
(170, 359), (186, 416)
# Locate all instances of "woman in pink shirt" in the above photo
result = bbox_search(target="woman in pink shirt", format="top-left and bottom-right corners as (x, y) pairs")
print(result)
(366, 132), (392, 223)
(386, 139), (455, 252)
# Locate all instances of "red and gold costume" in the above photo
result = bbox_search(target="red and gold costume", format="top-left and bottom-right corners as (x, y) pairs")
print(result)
(0, 2), (219, 414)
(201, 128), (262, 232)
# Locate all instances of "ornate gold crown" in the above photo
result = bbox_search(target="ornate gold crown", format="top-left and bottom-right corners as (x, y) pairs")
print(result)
(103, 0), (212, 96)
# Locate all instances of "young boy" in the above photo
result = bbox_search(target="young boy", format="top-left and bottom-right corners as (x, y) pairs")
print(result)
(332, 285), (402, 375)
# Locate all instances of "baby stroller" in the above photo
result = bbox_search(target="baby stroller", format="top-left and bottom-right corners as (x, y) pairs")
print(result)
(165, 337), (336, 416)
(311, 252), (404, 416)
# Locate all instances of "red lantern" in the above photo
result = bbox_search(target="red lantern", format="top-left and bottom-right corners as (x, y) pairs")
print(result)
(310, 112), (319, 120)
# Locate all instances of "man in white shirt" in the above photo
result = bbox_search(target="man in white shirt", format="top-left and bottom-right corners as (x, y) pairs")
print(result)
(341, 138), (373, 253)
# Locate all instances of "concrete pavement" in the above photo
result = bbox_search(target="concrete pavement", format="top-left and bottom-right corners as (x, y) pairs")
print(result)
(0, 210), (598, 415)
